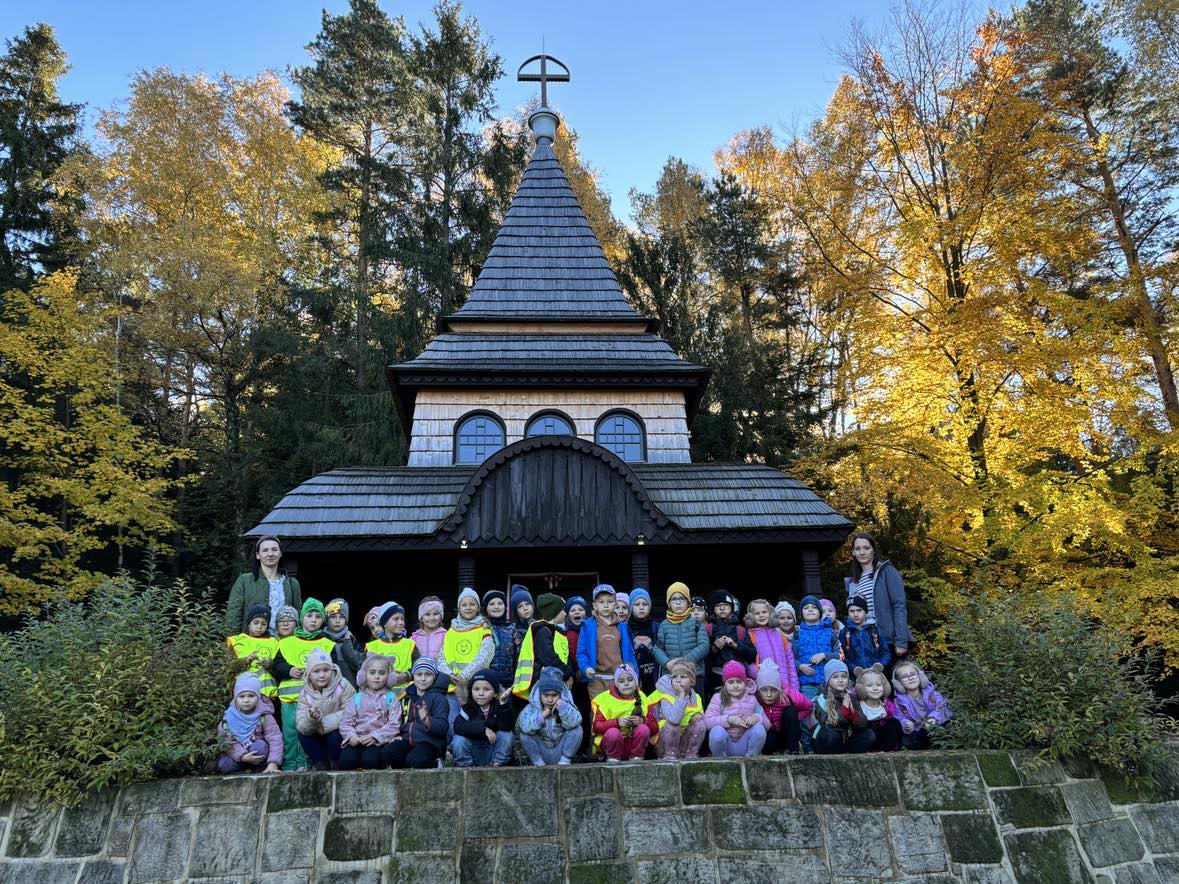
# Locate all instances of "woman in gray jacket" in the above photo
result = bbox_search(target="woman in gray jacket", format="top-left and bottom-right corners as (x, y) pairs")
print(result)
(843, 532), (913, 662)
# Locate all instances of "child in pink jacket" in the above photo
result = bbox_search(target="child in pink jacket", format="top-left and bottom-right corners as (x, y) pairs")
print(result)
(339, 653), (403, 770)
(704, 660), (771, 756)
(745, 598), (800, 692)
(217, 673), (282, 774)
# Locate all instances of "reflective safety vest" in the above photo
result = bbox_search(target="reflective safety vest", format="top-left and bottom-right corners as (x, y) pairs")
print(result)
(650, 690), (703, 733)
(512, 624), (569, 699)
(366, 638), (416, 695)
(441, 625), (491, 693)
(589, 690), (656, 752)
(227, 634), (279, 697)
(276, 636), (334, 704)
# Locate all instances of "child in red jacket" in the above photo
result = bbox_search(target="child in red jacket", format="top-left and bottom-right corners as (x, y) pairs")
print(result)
(754, 659), (813, 755)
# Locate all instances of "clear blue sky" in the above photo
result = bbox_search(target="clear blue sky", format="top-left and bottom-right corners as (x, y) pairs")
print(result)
(4, 1), (897, 221)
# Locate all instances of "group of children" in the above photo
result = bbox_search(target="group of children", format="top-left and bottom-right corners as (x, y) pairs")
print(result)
(219, 583), (951, 773)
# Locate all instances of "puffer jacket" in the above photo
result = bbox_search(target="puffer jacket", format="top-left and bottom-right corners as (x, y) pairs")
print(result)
(487, 621), (517, 686)
(748, 627), (800, 693)
(703, 688), (771, 741)
(340, 687), (402, 744)
(653, 618), (709, 675)
(516, 674), (583, 749)
(400, 673), (452, 752)
(795, 621), (839, 687)
(217, 712), (283, 766)
(295, 664), (356, 735)
(838, 621), (890, 672)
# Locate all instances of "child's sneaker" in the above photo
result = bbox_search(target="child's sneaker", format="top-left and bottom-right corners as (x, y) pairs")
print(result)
(558, 757), (572, 765)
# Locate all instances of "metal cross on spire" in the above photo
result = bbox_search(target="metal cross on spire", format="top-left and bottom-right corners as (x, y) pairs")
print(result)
(517, 53), (570, 107)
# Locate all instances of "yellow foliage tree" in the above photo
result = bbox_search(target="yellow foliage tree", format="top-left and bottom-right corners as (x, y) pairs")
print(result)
(0, 271), (179, 612)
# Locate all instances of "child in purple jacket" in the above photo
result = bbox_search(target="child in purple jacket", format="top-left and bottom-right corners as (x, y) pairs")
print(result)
(339, 654), (403, 770)
(217, 673), (282, 774)
(891, 661), (952, 749)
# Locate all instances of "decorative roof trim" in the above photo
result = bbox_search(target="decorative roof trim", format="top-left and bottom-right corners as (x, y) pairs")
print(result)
(440, 434), (673, 535)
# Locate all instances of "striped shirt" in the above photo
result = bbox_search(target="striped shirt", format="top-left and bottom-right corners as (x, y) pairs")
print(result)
(853, 571), (877, 623)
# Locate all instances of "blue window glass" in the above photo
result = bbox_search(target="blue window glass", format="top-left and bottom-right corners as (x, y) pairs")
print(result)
(595, 412), (645, 461)
(525, 412), (575, 437)
(455, 413), (505, 464)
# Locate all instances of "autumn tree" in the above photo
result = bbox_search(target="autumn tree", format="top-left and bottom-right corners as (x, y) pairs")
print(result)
(0, 271), (178, 612)
(0, 23), (81, 293)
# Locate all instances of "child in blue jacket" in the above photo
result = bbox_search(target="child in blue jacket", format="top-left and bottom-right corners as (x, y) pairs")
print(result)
(796, 594), (838, 699)
(838, 596), (891, 674)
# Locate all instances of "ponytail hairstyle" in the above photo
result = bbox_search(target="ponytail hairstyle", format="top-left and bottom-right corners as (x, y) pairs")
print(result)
(251, 536), (283, 579)
(849, 532), (880, 581)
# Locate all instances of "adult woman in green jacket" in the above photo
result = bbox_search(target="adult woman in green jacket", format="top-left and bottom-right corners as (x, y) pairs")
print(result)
(226, 537), (302, 635)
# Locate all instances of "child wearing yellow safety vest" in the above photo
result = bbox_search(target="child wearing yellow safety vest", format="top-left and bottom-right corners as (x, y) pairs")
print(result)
(438, 588), (494, 725)
(511, 592), (572, 700)
(590, 663), (656, 762)
(226, 603), (279, 702)
(364, 602), (419, 692)
(271, 599), (334, 771)
(650, 657), (707, 759)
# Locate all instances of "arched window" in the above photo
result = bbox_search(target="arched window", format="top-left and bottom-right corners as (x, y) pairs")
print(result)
(454, 412), (505, 465)
(595, 411), (645, 462)
(525, 411), (575, 437)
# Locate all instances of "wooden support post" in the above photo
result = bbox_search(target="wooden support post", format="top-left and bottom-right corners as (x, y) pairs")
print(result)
(801, 548), (822, 596)
(458, 554), (476, 592)
(631, 548), (649, 589)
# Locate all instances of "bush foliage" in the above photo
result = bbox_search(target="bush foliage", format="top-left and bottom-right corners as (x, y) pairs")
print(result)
(0, 575), (229, 805)
(934, 594), (1172, 777)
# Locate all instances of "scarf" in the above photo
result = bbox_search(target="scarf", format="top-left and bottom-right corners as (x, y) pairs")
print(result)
(295, 624), (324, 640)
(224, 703), (261, 744)
(324, 625), (350, 642)
(295, 598), (326, 640)
(451, 613), (488, 631)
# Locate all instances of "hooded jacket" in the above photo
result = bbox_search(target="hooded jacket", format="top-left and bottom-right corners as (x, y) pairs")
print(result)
(295, 663), (356, 735)
(516, 677), (583, 748)
(400, 673), (452, 751)
(893, 684), (952, 731)
(341, 659), (402, 744)
(795, 620), (839, 687)
(837, 620), (891, 672)
(756, 687), (813, 733)
(844, 560), (913, 648)
(703, 685), (771, 741)
(653, 617), (710, 676)
(650, 673), (704, 729)
(575, 616), (638, 677)
(453, 693), (517, 742)
(217, 709), (283, 766)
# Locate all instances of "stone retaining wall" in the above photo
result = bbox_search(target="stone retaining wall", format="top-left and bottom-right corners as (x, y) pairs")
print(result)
(1, 751), (1177, 883)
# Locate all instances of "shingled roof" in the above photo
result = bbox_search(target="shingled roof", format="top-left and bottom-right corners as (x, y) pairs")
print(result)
(396, 333), (704, 374)
(245, 463), (852, 545)
(450, 140), (639, 322)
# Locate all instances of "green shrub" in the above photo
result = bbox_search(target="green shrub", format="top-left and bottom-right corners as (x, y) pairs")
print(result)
(933, 594), (1172, 778)
(0, 574), (230, 806)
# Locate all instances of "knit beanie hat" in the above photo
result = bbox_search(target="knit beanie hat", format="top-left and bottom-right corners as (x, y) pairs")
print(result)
(470, 668), (501, 692)
(565, 596), (587, 616)
(275, 604), (298, 624)
(721, 660), (747, 682)
(666, 582), (690, 603)
(325, 598), (350, 620)
(846, 595), (869, 613)
(629, 588), (652, 610)
(536, 666), (565, 696)
(755, 659), (783, 693)
(708, 589), (739, 614)
(365, 606), (381, 626)
(666, 657), (696, 679)
(301, 598), (325, 620)
(378, 602), (404, 629)
(820, 598), (836, 614)
(616, 592), (630, 607)
(419, 597), (444, 620)
(691, 596), (707, 608)
(457, 587), (480, 608)
(482, 589), (506, 609)
(614, 663), (639, 685)
(824, 660), (849, 683)
(305, 648), (333, 671)
(412, 656), (438, 676)
(774, 601), (796, 621)
(592, 583), (616, 599)
(536, 592), (564, 622)
(234, 672), (262, 696)
(246, 603), (271, 626)
(799, 594), (821, 613)
(510, 586), (534, 611)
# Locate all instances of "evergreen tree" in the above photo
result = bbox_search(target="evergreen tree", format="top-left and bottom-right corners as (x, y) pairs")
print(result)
(0, 23), (81, 293)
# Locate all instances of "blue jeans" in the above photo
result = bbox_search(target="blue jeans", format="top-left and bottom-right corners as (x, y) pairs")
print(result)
(297, 730), (342, 769)
(451, 732), (514, 767)
(519, 730), (582, 765)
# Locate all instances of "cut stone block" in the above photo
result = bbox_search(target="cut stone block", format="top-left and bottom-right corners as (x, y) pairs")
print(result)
(991, 786), (1070, 829)
(569, 862), (632, 884)
(637, 856), (719, 884)
(941, 812), (1003, 865)
(623, 808), (709, 858)
(178, 776), (254, 806)
(1078, 818), (1144, 868)
(127, 810), (192, 884)
(792, 755), (898, 806)
(1011, 753), (1067, 785)
(335, 770), (398, 814)
(744, 756), (793, 800)
(711, 805), (822, 850)
(105, 816), (133, 858)
(498, 842), (565, 884)
(825, 807), (891, 879)
(385, 854), (457, 884)
(321, 814), (394, 862)
(118, 780), (180, 816)
(76, 859), (124, 884)
(716, 855), (830, 884)
(0, 863), (79, 884)
(54, 791), (114, 857)
(464, 768), (558, 838)
(887, 812), (946, 875)
(1111, 864), (1162, 884)
(1128, 804), (1179, 854)
(262, 809), (320, 871)
(396, 801), (458, 852)
(1004, 829), (1093, 884)
(619, 763), (680, 807)
(975, 752), (1020, 787)
(316, 871), (383, 884)
(189, 804), (260, 878)
(566, 797), (619, 862)
(399, 768), (463, 805)
(895, 755), (986, 811)
(560, 764), (614, 796)
(4, 793), (58, 858)
(680, 761), (746, 805)
(265, 772), (333, 813)
(1060, 780), (1115, 824)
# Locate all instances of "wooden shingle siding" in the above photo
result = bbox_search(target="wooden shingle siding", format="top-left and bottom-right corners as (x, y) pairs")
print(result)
(406, 390), (691, 466)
